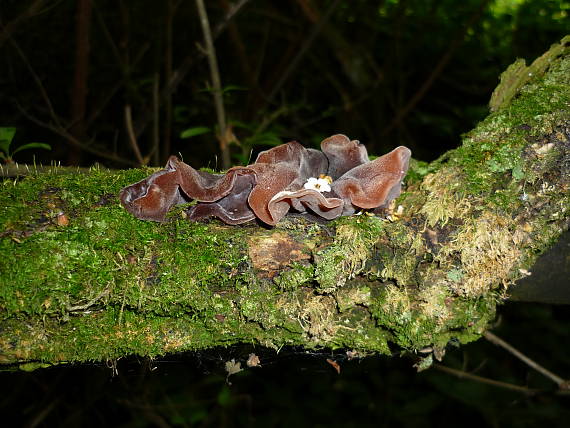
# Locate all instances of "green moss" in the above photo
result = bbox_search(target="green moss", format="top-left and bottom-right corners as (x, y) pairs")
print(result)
(374, 221), (425, 286)
(431, 53), (569, 206)
(406, 158), (436, 184)
(273, 263), (314, 291)
(314, 215), (384, 292)
(369, 283), (497, 351)
(489, 35), (570, 112)
(335, 316), (391, 354)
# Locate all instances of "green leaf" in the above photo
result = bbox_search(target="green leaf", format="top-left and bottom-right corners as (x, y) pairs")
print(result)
(512, 164), (525, 180)
(217, 385), (233, 407)
(228, 120), (253, 131)
(243, 132), (282, 147)
(221, 84), (248, 94)
(180, 126), (211, 139)
(447, 268), (464, 282)
(11, 143), (51, 155)
(0, 127), (16, 154)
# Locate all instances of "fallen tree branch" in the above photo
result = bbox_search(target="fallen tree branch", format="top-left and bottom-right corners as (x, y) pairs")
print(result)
(0, 37), (569, 369)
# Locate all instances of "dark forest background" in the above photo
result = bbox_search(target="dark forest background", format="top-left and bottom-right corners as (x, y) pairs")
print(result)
(1, 0), (569, 427)
(1, 0), (567, 169)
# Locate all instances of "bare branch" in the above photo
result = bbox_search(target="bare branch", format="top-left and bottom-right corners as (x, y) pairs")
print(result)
(483, 331), (569, 389)
(434, 363), (540, 395)
(8, 34), (62, 128)
(152, 73), (160, 166)
(124, 105), (145, 166)
(134, 0), (252, 139)
(0, 0), (48, 49)
(195, 0), (230, 169)
(85, 43), (149, 128)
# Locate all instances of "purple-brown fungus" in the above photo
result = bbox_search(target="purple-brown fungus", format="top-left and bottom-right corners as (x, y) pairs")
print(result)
(119, 134), (411, 226)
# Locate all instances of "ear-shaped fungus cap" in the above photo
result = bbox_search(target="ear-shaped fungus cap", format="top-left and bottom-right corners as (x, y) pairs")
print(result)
(246, 142), (330, 225)
(257, 135), (411, 223)
(119, 157), (186, 222)
(119, 156), (256, 223)
(331, 145), (411, 215)
(321, 134), (369, 179)
(186, 173), (257, 225)
(119, 135), (411, 226)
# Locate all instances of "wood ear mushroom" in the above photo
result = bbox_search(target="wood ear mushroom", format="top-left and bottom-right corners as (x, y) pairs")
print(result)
(119, 134), (411, 226)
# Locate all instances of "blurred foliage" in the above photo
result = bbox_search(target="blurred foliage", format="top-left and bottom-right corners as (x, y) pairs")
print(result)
(0, 0), (568, 167)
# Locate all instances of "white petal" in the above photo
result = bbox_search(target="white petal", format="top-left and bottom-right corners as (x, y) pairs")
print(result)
(316, 179), (331, 192)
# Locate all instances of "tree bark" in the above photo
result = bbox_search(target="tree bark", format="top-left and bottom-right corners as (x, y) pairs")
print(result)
(1, 37), (569, 369)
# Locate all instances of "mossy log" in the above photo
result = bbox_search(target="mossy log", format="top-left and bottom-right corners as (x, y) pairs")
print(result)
(1, 37), (569, 370)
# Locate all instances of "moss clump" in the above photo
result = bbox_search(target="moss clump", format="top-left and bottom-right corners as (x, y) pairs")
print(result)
(0, 168), (254, 321)
(435, 212), (528, 297)
(414, 36), (570, 299)
(371, 220), (425, 287)
(370, 282), (496, 351)
(273, 263), (314, 291)
(489, 35), (570, 112)
(314, 215), (384, 292)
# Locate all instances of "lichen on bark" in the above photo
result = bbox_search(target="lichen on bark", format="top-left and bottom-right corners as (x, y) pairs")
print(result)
(1, 36), (569, 370)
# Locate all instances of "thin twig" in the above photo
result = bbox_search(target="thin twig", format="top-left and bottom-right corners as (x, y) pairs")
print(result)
(195, 0), (230, 169)
(152, 72), (160, 166)
(219, 0), (255, 89)
(134, 0), (251, 139)
(24, 398), (61, 428)
(67, 289), (110, 312)
(0, 0), (48, 49)
(161, 0), (179, 163)
(211, 0), (250, 37)
(124, 105), (145, 165)
(483, 331), (569, 388)
(17, 103), (139, 166)
(85, 43), (149, 128)
(8, 29), (137, 165)
(433, 363), (540, 395)
(93, 1), (123, 67)
(8, 35), (62, 127)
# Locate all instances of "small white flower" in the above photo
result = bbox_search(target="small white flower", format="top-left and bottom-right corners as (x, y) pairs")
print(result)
(303, 176), (332, 193)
